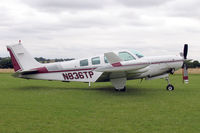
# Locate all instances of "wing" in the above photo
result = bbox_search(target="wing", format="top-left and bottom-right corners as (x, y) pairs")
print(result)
(95, 68), (149, 82)
(95, 52), (149, 82)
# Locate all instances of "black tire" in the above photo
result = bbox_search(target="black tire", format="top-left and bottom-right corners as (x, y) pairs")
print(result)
(166, 84), (174, 91)
(115, 87), (126, 92)
(115, 88), (119, 91)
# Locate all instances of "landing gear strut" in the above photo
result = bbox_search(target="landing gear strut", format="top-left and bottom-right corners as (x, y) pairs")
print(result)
(165, 77), (174, 91)
(111, 77), (127, 92)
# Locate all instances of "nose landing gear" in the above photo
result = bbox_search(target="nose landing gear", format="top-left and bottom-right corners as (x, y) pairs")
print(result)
(169, 68), (175, 74)
(165, 77), (174, 91)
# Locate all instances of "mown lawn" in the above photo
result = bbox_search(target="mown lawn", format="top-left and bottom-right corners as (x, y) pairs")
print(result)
(0, 73), (200, 133)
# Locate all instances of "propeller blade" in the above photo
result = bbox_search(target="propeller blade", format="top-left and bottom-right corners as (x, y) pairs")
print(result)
(182, 63), (189, 84)
(183, 44), (188, 59)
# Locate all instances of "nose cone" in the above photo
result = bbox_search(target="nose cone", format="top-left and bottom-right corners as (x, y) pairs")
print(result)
(170, 55), (184, 70)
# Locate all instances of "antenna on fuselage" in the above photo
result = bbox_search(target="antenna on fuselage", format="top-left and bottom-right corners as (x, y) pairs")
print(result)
(19, 40), (22, 45)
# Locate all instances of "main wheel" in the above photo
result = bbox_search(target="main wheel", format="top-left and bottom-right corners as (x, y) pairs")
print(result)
(115, 87), (126, 92)
(166, 84), (174, 91)
(120, 87), (126, 92)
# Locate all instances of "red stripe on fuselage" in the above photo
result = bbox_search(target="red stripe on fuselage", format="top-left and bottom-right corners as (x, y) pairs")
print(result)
(118, 59), (183, 67)
(112, 62), (122, 67)
(150, 60), (183, 64)
(32, 67), (96, 74)
(32, 60), (183, 74)
(48, 68), (96, 73)
(7, 48), (21, 72)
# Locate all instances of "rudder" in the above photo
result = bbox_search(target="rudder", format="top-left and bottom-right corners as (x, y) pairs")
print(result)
(7, 41), (42, 72)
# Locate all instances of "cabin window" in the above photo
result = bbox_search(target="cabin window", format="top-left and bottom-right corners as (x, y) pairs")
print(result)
(118, 52), (135, 61)
(104, 56), (109, 63)
(92, 57), (100, 65)
(80, 59), (88, 66)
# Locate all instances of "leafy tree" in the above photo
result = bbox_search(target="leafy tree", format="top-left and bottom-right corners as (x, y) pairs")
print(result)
(0, 57), (74, 68)
(185, 61), (193, 68)
(193, 60), (200, 68)
(3, 56), (200, 68)
(0, 57), (13, 68)
(184, 60), (200, 68)
(34, 57), (74, 63)
(35, 57), (46, 62)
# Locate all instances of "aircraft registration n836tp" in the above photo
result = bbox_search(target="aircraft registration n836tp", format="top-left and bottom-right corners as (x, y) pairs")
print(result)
(7, 40), (189, 91)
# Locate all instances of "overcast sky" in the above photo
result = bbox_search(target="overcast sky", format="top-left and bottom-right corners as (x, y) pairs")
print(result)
(0, 0), (200, 60)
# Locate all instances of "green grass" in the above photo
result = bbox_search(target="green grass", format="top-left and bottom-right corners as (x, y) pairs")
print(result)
(0, 73), (200, 133)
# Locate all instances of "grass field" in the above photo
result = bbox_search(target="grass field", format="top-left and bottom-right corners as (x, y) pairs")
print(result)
(0, 73), (200, 133)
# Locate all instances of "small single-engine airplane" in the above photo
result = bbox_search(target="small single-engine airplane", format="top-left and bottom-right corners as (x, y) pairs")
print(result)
(7, 40), (189, 91)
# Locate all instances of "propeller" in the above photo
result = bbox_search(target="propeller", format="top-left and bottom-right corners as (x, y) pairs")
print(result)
(182, 44), (189, 84)
(183, 44), (188, 59)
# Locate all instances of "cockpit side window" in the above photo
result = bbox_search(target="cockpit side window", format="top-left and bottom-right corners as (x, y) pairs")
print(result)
(118, 52), (136, 61)
(130, 50), (144, 58)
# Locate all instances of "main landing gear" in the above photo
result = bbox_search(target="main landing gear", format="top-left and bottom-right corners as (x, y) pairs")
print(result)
(165, 77), (174, 91)
(111, 77), (127, 92)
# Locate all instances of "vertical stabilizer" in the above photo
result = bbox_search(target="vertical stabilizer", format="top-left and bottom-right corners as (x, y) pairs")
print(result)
(7, 41), (42, 72)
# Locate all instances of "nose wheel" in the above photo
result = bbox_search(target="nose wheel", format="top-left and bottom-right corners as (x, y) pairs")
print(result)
(166, 84), (174, 91)
(165, 77), (174, 91)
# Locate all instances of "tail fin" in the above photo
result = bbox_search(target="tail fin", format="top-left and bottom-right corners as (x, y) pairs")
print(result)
(7, 41), (42, 72)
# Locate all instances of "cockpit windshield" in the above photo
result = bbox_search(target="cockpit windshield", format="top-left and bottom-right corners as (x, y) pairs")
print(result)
(130, 50), (144, 58)
(118, 52), (136, 61)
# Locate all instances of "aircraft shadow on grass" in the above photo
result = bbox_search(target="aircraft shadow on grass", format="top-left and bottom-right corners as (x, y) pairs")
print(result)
(14, 84), (161, 96)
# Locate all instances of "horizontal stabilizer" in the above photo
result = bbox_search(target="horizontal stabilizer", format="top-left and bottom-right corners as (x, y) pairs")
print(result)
(16, 69), (39, 75)
(12, 69), (39, 78)
(17, 67), (49, 75)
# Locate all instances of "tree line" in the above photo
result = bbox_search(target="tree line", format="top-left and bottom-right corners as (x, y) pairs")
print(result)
(0, 57), (200, 69)
(0, 57), (74, 68)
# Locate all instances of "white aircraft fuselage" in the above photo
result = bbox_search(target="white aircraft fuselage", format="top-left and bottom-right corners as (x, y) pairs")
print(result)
(7, 42), (185, 91)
